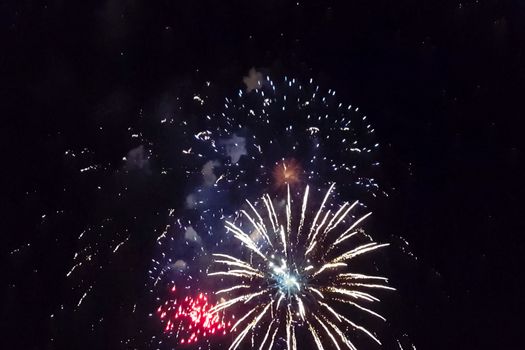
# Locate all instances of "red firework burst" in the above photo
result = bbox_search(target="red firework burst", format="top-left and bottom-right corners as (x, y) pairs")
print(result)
(157, 285), (233, 345)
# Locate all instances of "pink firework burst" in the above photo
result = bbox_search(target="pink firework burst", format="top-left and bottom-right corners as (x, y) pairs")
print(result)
(157, 285), (233, 346)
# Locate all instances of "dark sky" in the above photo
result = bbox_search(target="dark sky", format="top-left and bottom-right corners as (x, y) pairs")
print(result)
(3, 1), (525, 349)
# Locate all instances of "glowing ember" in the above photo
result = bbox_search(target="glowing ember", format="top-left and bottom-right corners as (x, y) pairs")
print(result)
(272, 158), (303, 189)
(157, 285), (233, 345)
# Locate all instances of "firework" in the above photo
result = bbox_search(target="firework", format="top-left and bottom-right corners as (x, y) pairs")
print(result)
(209, 184), (394, 350)
(157, 285), (233, 346)
(177, 75), (382, 199)
(272, 158), (303, 189)
(152, 73), (384, 297)
(49, 73), (406, 349)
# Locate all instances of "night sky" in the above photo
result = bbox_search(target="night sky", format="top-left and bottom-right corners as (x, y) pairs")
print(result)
(3, 1), (525, 349)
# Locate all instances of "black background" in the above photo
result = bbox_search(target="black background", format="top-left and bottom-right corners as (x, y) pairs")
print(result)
(3, 1), (524, 349)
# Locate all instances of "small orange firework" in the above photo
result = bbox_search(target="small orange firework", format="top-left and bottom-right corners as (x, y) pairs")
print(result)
(272, 158), (303, 188)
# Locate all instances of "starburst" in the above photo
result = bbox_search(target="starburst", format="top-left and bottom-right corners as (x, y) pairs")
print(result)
(209, 184), (394, 350)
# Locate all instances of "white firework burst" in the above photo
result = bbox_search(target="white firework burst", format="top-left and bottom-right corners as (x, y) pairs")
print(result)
(208, 184), (394, 350)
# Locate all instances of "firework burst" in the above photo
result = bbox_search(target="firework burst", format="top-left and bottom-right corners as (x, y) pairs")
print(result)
(209, 184), (394, 350)
(272, 158), (303, 189)
(169, 74), (383, 222)
(151, 74), (384, 297)
(157, 285), (233, 346)
(16, 69), (418, 350)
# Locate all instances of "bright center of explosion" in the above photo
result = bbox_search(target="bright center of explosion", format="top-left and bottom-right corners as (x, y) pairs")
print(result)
(269, 259), (301, 294)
